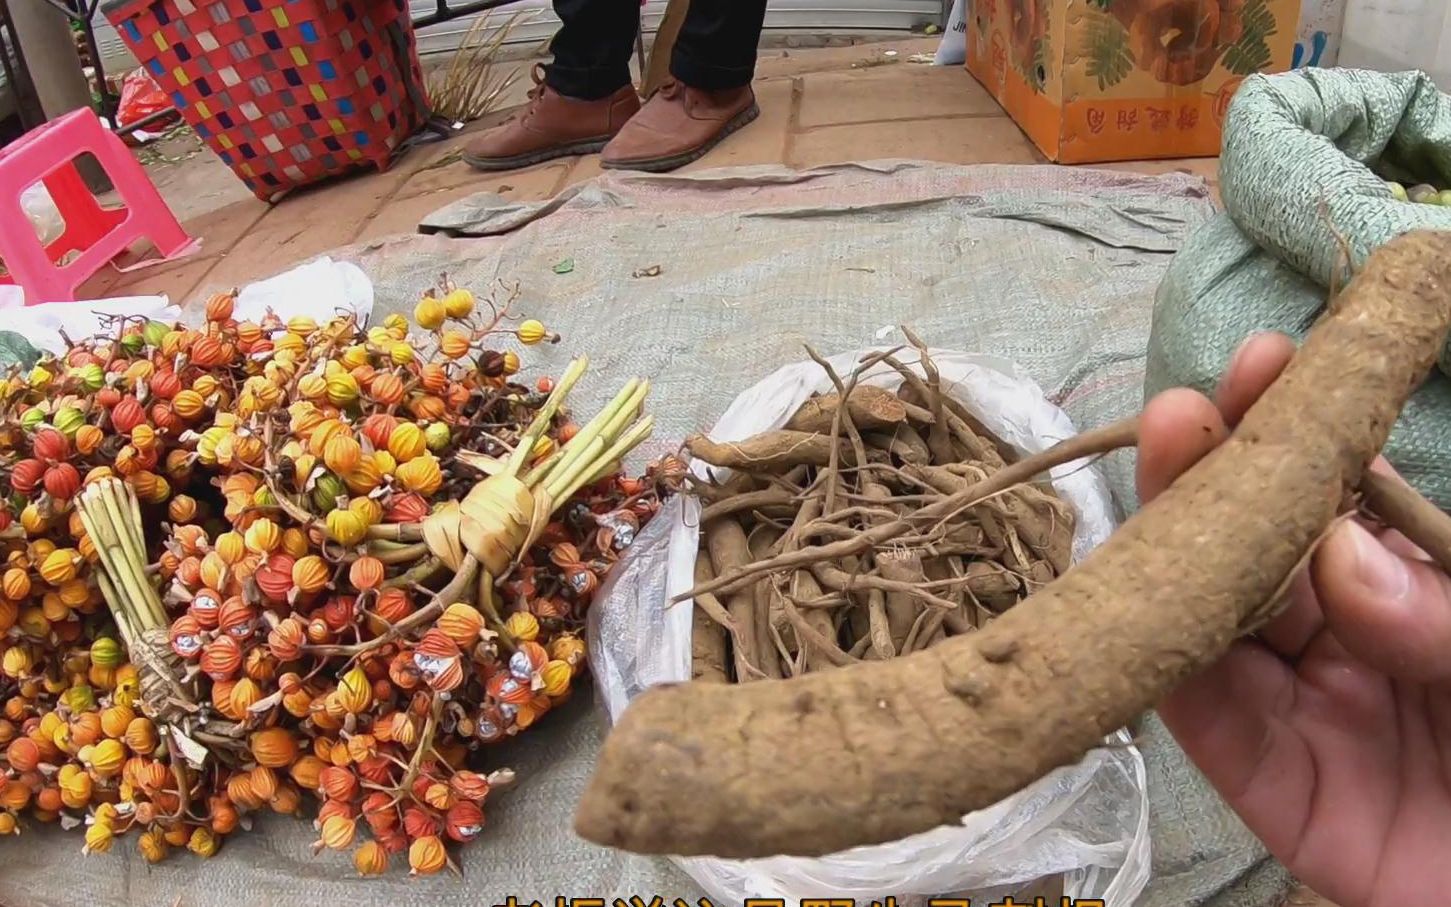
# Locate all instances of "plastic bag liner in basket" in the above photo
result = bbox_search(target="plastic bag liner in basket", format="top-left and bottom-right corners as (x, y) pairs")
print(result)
(1147, 67), (1451, 507)
(587, 346), (1151, 904)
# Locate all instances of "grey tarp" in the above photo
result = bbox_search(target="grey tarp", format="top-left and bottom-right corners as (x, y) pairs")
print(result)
(0, 161), (1289, 907)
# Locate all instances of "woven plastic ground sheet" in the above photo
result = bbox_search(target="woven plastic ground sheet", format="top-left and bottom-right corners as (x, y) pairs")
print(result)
(0, 161), (1283, 907)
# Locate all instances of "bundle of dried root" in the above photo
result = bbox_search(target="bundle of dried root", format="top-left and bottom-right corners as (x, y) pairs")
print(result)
(686, 337), (1079, 685)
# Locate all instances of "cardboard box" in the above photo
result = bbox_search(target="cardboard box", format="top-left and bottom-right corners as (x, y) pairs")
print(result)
(966, 0), (1300, 162)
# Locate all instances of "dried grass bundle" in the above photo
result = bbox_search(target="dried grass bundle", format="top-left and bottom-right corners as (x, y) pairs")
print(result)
(426, 10), (536, 123)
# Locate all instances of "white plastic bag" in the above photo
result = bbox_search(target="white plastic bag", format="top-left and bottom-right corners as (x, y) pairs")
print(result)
(588, 347), (1151, 905)
(233, 256), (375, 327)
(21, 183), (63, 246)
(1337, 0), (1449, 89)
(0, 293), (179, 354)
(934, 0), (968, 66)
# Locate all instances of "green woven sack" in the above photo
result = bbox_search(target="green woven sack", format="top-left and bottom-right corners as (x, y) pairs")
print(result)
(0, 332), (40, 370)
(1147, 68), (1451, 507)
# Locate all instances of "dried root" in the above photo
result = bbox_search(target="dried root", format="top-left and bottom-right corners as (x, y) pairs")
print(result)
(670, 337), (1085, 685)
(577, 230), (1451, 860)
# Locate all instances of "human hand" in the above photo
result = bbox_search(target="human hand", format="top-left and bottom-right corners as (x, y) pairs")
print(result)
(1136, 332), (1451, 907)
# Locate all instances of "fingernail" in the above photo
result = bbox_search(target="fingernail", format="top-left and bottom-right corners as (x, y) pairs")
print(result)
(1226, 338), (1252, 376)
(1347, 522), (1409, 601)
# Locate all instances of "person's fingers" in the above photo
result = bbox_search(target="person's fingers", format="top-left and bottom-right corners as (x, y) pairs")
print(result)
(1159, 640), (1314, 859)
(1135, 388), (1227, 504)
(1135, 353), (1325, 659)
(1312, 519), (1451, 682)
(1213, 332), (1297, 426)
(1254, 571), (1324, 661)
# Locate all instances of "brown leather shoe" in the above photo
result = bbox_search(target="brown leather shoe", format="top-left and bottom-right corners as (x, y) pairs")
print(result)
(600, 81), (759, 172)
(463, 66), (641, 171)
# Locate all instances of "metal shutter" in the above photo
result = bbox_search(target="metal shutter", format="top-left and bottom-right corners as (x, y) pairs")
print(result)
(93, 0), (938, 73)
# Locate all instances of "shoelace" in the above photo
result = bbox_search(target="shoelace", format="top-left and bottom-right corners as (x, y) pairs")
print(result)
(518, 63), (550, 123)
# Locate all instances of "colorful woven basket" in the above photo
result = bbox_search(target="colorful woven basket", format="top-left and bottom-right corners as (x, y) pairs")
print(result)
(104, 0), (431, 201)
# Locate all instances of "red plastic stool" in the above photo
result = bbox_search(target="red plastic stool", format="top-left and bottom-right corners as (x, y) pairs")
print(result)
(0, 107), (196, 304)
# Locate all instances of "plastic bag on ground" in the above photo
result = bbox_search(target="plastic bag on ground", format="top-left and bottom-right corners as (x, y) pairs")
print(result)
(588, 345), (1151, 905)
(116, 67), (177, 132)
(934, 0), (968, 65)
(0, 292), (179, 353)
(1148, 67), (1451, 507)
(20, 183), (63, 246)
(231, 256), (375, 327)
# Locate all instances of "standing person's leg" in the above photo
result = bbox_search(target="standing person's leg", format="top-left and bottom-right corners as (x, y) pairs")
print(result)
(669, 0), (770, 92)
(543, 0), (640, 99)
(600, 0), (769, 172)
(464, 0), (643, 171)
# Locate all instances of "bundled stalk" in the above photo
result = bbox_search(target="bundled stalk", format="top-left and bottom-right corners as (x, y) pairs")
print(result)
(76, 478), (165, 646)
(682, 334), (1075, 683)
(415, 356), (654, 579)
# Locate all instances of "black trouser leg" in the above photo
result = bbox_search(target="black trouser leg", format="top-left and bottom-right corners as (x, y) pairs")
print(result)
(544, 0), (640, 100)
(670, 0), (769, 91)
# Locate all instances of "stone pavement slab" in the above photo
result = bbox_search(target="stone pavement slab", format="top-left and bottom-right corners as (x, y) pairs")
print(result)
(798, 65), (1004, 128)
(753, 37), (943, 80)
(791, 115), (1045, 169)
(196, 162), (418, 294)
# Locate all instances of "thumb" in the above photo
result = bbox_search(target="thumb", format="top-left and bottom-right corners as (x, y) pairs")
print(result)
(1313, 519), (1451, 682)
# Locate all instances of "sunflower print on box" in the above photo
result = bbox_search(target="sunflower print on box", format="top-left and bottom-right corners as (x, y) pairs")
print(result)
(1008, 0), (1052, 91)
(1080, 0), (1281, 88)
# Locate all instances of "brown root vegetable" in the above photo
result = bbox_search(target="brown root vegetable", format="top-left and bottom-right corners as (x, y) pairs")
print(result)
(749, 527), (785, 679)
(942, 396), (1016, 465)
(574, 230), (1451, 860)
(703, 518), (762, 683)
(928, 556), (977, 636)
(699, 487), (797, 522)
(860, 478), (924, 651)
(786, 385), (927, 434)
(687, 470), (760, 502)
(1359, 469), (1451, 575)
(685, 418), (1139, 603)
(690, 554), (730, 683)
(878, 549), (925, 651)
(899, 331), (956, 466)
(779, 491), (837, 672)
(862, 588), (895, 660)
(786, 569), (838, 671)
(779, 591), (855, 668)
(963, 560), (1020, 599)
(808, 562), (959, 612)
(863, 429), (931, 466)
(686, 431), (843, 472)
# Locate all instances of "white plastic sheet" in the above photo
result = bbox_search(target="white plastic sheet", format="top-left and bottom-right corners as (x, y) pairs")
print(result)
(233, 256), (375, 326)
(0, 255), (374, 358)
(0, 293), (179, 353)
(588, 345), (1151, 905)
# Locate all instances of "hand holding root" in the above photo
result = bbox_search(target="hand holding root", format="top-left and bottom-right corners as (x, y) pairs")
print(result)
(573, 229), (1451, 860)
